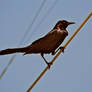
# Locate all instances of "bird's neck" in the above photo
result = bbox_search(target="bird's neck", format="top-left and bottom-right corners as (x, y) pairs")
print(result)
(53, 27), (66, 30)
(56, 27), (68, 36)
(60, 27), (66, 30)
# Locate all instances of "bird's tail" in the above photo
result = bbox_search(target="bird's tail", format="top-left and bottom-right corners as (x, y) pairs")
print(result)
(0, 47), (28, 55)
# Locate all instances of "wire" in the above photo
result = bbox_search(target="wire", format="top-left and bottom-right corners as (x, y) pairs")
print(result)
(25, 0), (59, 43)
(0, 55), (16, 79)
(19, 0), (47, 46)
(27, 12), (92, 92)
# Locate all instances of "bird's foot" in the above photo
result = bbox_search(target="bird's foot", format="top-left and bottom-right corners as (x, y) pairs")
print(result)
(51, 51), (55, 55)
(47, 62), (53, 69)
(59, 46), (65, 53)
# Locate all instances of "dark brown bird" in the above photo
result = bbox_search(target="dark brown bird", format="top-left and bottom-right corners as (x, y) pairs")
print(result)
(0, 20), (75, 68)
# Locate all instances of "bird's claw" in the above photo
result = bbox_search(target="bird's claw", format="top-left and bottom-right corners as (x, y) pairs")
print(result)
(59, 46), (65, 53)
(51, 51), (55, 55)
(47, 62), (53, 69)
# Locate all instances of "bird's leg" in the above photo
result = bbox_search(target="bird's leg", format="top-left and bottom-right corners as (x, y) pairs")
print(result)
(52, 46), (65, 55)
(41, 53), (53, 69)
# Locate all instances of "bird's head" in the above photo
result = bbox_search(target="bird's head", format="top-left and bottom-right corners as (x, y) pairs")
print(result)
(54, 20), (75, 30)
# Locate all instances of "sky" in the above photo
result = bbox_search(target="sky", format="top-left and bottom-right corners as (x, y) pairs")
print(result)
(0, 0), (92, 92)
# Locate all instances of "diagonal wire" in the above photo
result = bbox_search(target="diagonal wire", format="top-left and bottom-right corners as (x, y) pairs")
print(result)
(0, 55), (16, 79)
(19, 0), (47, 46)
(0, 0), (47, 80)
(25, 0), (59, 43)
(27, 12), (92, 92)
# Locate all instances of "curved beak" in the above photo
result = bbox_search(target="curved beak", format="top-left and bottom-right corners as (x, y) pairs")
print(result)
(68, 22), (75, 25)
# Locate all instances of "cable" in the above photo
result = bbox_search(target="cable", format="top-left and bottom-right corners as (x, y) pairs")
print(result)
(25, 0), (59, 43)
(19, 0), (47, 46)
(0, 55), (16, 79)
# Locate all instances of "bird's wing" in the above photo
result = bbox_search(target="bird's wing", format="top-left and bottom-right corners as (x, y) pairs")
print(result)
(31, 37), (44, 45)
(31, 29), (57, 45)
(25, 29), (66, 54)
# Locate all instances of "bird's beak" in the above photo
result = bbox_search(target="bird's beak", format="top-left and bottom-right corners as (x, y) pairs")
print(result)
(68, 22), (75, 25)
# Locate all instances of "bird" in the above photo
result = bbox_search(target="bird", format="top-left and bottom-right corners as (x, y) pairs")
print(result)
(0, 20), (75, 68)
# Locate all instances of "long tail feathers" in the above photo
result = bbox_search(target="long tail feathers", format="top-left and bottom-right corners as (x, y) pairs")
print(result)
(0, 47), (28, 55)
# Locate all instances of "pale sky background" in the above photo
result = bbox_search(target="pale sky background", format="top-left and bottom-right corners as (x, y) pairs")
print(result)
(0, 0), (92, 92)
